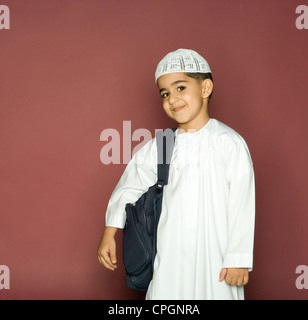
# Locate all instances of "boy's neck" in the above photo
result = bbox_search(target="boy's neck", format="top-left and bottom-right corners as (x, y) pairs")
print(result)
(178, 114), (210, 134)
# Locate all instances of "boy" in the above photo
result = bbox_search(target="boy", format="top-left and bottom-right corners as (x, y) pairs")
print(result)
(98, 49), (255, 300)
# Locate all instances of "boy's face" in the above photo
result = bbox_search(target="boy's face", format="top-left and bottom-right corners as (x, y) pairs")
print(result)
(157, 72), (212, 130)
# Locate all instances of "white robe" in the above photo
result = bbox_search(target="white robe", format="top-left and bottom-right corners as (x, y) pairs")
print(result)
(105, 118), (255, 300)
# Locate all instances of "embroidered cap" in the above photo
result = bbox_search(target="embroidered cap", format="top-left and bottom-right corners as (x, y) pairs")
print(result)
(155, 48), (211, 83)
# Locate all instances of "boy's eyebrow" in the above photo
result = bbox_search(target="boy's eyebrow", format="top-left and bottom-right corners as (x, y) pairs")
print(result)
(159, 80), (188, 93)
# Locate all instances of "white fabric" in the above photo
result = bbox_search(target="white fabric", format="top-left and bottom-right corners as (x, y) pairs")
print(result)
(155, 48), (212, 83)
(105, 118), (255, 300)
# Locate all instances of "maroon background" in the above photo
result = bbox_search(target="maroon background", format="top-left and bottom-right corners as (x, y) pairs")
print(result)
(1, 0), (307, 300)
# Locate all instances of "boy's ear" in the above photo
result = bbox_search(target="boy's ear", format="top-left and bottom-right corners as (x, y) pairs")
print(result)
(201, 79), (213, 99)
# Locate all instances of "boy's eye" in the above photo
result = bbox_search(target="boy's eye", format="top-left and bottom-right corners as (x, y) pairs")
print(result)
(161, 86), (185, 99)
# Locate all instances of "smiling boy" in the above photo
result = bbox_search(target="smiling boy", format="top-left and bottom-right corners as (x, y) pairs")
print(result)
(98, 49), (255, 300)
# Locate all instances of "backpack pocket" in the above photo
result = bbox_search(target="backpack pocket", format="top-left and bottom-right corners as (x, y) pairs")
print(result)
(123, 203), (152, 275)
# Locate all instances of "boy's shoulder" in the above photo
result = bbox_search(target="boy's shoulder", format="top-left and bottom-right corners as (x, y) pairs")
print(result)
(209, 118), (250, 154)
(210, 118), (242, 139)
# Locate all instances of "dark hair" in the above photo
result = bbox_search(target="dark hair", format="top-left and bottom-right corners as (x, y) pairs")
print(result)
(184, 72), (213, 103)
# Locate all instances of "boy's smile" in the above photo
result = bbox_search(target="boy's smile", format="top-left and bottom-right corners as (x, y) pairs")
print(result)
(157, 72), (213, 132)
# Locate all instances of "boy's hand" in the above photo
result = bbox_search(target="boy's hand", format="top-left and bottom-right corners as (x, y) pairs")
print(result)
(219, 268), (249, 286)
(97, 227), (118, 271)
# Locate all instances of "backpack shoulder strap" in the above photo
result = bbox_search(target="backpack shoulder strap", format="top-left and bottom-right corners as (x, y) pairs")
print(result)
(155, 128), (176, 187)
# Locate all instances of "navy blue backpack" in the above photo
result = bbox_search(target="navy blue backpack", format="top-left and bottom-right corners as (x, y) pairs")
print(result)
(122, 128), (176, 291)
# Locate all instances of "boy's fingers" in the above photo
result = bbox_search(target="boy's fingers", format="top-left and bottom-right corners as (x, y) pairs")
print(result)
(110, 254), (117, 264)
(107, 249), (117, 267)
(243, 273), (249, 285)
(99, 252), (116, 270)
(101, 249), (117, 269)
(235, 271), (249, 286)
(225, 274), (234, 285)
(220, 269), (249, 286)
(110, 245), (117, 264)
(99, 255), (115, 271)
(97, 231), (118, 271)
(219, 268), (228, 282)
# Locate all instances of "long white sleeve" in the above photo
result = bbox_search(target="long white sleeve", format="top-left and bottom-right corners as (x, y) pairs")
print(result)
(221, 134), (255, 270)
(105, 138), (157, 229)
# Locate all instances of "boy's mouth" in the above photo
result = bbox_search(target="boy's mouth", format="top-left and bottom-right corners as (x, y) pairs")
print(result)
(173, 105), (185, 112)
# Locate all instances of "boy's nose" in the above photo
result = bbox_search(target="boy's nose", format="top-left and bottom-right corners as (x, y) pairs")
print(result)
(168, 92), (179, 105)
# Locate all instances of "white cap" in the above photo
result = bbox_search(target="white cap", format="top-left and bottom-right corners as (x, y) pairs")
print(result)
(155, 48), (211, 83)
